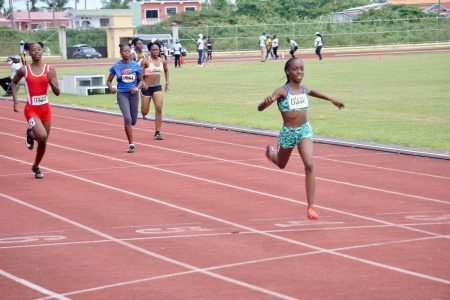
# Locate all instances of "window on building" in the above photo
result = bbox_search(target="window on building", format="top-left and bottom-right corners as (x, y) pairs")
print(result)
(185, 7), (196, 12)
(166, 7), (177, 15)
(145, 10), (159, 19)
(100, 18), (109, 27)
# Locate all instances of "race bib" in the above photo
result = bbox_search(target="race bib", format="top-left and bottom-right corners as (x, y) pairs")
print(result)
(31, 95), (49, 106)
(288, 94), (308, 110)
(122, 74), (136, 83)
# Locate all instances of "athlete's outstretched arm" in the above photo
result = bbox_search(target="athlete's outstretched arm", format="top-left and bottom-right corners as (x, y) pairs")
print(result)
(307, 87), (344, 109)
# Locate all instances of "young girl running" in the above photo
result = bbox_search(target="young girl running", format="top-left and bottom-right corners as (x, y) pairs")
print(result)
(141, 42), (169, 140)
(107, 44), (143, 153)
(11, 42), (60, 179)
(258, 58), (345, 220)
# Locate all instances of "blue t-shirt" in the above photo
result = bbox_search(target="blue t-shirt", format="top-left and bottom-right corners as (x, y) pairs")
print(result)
(109, 60), (142, 93)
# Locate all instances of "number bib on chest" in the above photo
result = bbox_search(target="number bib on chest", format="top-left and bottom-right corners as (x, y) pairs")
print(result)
(31, 95), (49, 106)
(121, 73), (136, 83)
(288, 94), (308, 110)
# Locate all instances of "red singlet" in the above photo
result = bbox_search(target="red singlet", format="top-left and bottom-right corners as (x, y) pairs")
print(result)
(24, 64), (52, 124)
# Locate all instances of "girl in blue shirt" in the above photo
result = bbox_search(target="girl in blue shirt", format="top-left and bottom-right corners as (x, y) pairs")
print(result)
(107, 44), (144, 153)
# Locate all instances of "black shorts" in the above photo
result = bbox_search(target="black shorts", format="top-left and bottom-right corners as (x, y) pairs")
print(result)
(141, 85), (162, 96)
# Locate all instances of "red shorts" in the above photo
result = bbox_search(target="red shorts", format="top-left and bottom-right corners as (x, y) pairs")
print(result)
(24, 103), (52, 126)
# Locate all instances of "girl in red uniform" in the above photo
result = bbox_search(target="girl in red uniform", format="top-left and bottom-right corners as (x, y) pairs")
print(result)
(12, 42), (60, 179)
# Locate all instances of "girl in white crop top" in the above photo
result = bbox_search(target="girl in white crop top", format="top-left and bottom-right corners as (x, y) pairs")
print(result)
(140, 43), (169, 140)
(257, 57), (344, 220)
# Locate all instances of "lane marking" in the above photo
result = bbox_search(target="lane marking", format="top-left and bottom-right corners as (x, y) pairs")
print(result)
(36, 234), (447, 299)
(1, 135), (448, 237)
(0, 192), (298, 300)
(1, 221), (449, 250)
(2, 123), (448, 206)
(48, 114), (450, 180)
(1, 158), (449, 286)
(0, 268), (69, 300)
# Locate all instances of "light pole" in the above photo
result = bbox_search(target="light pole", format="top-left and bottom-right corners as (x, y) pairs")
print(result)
(9, 0), (15, 30)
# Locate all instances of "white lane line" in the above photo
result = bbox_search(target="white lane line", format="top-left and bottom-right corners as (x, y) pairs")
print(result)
(1, 133), (447, 237)
(1, 221), (449, 251)
(0, 192), (298, 300)
(49, 114), (450, 179)
(0, 268), (70, 300)
(2, 123), (446, 206)
(1, 156), (449, 286)
(36, 234), (447, 299)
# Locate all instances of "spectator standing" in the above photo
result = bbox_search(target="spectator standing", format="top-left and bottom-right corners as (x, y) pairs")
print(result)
(314, 32), (323, 60)
(272, 35), (279, 60)
(259, 32), (267, 62)
(173, 38), (182, 68)
(265, 35), (274, 61)
(197, 34), (205, 67)
(287, 38), (299, 58)
(206, 37), (213, 62)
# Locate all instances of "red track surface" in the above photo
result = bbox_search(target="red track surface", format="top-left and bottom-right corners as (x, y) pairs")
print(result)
(0, 100), (449, 299)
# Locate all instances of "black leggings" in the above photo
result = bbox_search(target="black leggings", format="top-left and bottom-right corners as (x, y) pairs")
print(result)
(315, 46), (322, 59)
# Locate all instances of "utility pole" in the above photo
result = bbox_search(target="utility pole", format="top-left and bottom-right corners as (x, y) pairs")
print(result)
(52, 0), (56, 27)
(27, 0), (31, 31)
(9, 0), (15, 30)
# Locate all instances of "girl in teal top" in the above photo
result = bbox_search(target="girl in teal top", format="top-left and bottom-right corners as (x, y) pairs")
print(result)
(258, 57), (345, 220)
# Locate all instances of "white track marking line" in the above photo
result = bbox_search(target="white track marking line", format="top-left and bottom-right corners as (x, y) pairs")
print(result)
(5, 111), (448, 179)
(2, 221), (449, 251)
(49, 114), (450, 179)
(317, 157), (450, 180)
(1, 157), (449, 286)
(0, 268), (69, 300)
(1, 133), (448, 236)
(0, 192), (298, 300)
(36, 234), (447, 299)
(2, 123), (448, 205)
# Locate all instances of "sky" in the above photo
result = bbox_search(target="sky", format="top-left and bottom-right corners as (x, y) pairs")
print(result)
(11, 0), (103, 11)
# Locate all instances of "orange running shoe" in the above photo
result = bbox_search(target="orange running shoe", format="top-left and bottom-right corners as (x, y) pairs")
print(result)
(307, 207), (319, 220)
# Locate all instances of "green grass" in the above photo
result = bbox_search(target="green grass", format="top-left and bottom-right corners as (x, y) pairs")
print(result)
(4, 52), (449, 151)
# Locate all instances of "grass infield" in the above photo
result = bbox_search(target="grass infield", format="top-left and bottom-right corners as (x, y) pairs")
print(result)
(3, 51), (449, 152)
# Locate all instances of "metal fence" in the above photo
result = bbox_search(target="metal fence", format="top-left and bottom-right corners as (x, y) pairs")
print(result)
(1, 16), (449, 58)
(138, 16), (450, 52)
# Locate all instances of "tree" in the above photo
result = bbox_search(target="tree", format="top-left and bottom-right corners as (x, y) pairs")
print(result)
(30, 0), (40, 12)
(101, 0), (131, 9)
(40, 0), (69, 11)
(212, 0), (229, 12)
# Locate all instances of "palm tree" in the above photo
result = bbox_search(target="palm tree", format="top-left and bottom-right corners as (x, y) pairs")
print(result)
(40, 0), (69, 11)
(101, 0), (132, 9)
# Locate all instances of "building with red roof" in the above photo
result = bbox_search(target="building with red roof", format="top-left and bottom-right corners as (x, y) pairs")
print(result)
(10, 11), (69, 31)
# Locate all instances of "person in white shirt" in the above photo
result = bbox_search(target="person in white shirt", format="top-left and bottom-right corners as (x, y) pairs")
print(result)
(259, 32), (267, 62)
(287, 38), (298, 58)
(314, 32), (323, 60)
(271, 35), (279, 60)
(0, 56), (23, 96)
(197, 34), (205, 66)
(173, 38), (183, 68)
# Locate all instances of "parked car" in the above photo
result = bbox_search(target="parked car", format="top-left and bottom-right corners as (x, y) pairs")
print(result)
(72, 45), (102, 59)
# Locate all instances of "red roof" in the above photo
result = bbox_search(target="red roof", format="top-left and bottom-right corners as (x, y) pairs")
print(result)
(12, 11), (68, 20)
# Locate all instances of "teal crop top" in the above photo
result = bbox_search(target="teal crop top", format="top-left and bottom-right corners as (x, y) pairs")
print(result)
(277, 85), (309, 112)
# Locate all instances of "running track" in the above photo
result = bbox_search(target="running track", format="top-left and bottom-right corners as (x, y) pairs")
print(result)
(0, 100), (449, 299)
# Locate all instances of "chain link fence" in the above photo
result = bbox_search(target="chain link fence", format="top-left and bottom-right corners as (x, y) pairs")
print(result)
(1, 17), (448, 58)
(138, 16), (450, 52)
